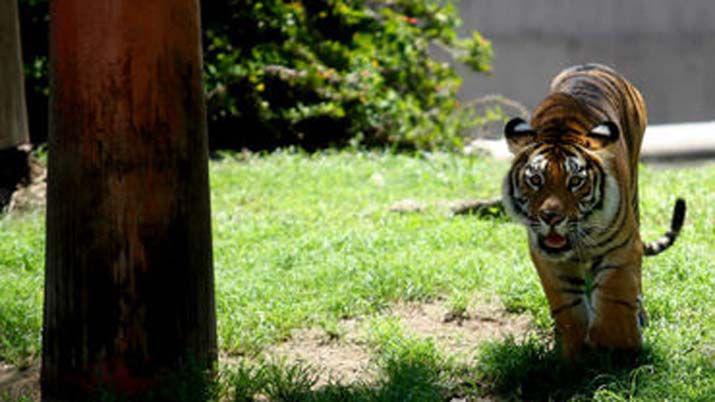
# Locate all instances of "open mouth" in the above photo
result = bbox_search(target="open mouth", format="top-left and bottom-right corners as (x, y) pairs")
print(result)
(538, 231), (571, 253)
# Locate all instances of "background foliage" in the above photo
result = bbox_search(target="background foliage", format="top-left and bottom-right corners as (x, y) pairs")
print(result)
(19, 0), (492, 150)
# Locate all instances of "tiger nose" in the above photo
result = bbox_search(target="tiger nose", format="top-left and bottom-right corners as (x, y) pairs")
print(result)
(540, 210), (564, 225)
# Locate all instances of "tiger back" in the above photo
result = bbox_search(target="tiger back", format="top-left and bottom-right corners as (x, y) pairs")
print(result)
(501, 64), (685, 358)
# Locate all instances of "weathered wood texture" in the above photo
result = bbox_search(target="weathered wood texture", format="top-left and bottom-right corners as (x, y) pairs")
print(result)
(42, 0), (216, 400)
(0, 0), (29, 150)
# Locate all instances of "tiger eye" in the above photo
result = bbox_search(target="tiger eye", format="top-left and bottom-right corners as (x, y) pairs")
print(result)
(569, 176), (584, 190)
(528, 174), (543, 188)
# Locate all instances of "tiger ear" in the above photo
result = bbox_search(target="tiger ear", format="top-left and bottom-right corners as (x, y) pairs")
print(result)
(587, 121), (620, 148)
(504, 117), (536, 153)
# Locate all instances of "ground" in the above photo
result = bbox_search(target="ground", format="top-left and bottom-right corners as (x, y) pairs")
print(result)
(1, 151), (714, 401)
(258, 297), (532, 386)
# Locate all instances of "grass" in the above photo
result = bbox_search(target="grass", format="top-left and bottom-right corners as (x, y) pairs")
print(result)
(226, 319), (454, 402)
(1, 150), (714, 400)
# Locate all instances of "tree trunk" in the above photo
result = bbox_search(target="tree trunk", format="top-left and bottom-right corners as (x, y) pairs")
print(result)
(0, 0), (29, 150)
(42, 1), (216, 401)
(0, 0), (31, 209)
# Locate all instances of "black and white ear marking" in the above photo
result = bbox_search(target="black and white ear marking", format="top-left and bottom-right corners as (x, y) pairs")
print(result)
(587, 121), (620, 146)
(505, 117), (534, 136)
(590, 124), (612, 137)
(504, 117), (536, 153)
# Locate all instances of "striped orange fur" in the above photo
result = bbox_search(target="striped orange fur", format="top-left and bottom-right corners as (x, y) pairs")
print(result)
(502, 64), (686, 358)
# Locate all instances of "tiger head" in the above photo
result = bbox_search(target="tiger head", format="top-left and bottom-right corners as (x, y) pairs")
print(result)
(501, 95), (623, 260)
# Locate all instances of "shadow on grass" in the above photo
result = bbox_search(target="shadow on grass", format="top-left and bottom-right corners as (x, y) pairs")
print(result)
(91, 335), (661, 401)
(226, 336), (662, 402)
(472, 335), (661, 401)
(227, 316), (510, 402)
(229, 341), (452, 402)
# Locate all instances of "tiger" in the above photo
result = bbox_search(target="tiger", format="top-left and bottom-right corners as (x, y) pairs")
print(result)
(501, 64), (686, 359)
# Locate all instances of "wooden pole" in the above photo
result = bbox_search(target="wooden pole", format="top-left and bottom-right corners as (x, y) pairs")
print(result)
(0, 0), (31, 209)
(42, 1), (216, 400)
(0, 0), (29, 150)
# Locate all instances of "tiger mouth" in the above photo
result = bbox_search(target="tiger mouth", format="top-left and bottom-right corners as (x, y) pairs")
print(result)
(538, 232), (571, 253)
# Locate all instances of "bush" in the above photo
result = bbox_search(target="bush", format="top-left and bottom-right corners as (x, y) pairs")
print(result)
(20, 0), (492, 150)
(203, 0), (492, 150)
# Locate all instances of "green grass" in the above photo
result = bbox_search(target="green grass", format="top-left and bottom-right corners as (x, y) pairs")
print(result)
(1, 150), (714, 400)
(226, 319), (455, 402)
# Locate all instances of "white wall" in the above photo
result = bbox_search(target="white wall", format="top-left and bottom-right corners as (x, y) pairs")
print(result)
(457, 0), (715, 123)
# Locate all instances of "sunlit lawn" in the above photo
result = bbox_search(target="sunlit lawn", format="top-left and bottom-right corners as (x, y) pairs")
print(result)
(1, 151), (713, 400)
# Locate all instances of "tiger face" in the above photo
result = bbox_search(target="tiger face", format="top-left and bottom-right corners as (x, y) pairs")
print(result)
(502, 118), (621, 260)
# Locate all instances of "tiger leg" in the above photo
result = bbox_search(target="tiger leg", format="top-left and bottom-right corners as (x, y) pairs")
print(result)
(533, 261), (590, 359)
(587, 256), (644, 350)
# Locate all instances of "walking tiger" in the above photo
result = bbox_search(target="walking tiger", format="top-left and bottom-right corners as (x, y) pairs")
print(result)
(501, 64), (686, 358)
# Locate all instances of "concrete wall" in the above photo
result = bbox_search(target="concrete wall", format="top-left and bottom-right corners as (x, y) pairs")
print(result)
(456, 0), (715, 124)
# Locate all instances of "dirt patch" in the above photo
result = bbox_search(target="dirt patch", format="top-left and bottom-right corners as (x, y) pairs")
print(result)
(263, 326), (374, 386)
(0, 363), (39, 402)
(389, 298), (532, 362)
(259, 297), (533, 386)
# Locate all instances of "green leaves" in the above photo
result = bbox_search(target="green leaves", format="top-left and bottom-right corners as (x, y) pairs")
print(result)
(202, 0), (493, 150)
